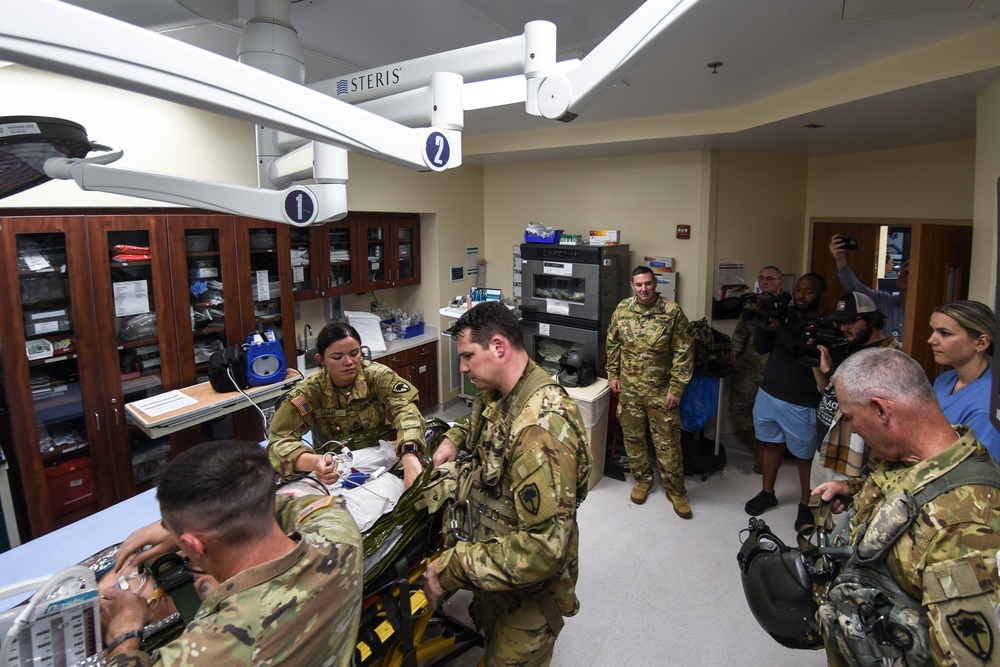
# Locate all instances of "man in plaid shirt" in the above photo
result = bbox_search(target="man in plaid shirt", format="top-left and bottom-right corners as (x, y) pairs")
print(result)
(810, 292), (899, 486)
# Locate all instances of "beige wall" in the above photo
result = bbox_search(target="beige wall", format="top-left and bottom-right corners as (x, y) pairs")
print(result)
(805, 140), (976, 222)
(483, 152), (710, 317)
(973, 77), (1000, 307)
(713, 151), (808, 321)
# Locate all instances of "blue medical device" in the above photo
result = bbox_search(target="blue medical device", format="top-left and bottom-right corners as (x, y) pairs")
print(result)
(245, 330), (288, 386)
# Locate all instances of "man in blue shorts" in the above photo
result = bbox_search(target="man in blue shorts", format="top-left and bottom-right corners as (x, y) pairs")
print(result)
(744, 273), (828, 531)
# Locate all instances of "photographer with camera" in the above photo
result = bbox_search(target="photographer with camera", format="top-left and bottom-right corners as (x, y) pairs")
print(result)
(810, 292), (900, 487)
(744, 273), (828, 531)
(729, 266), (784, 474)
(830, 234), (908, 343)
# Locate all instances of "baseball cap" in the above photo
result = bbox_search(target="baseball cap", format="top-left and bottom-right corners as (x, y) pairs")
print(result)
(830, 292), (878, 321)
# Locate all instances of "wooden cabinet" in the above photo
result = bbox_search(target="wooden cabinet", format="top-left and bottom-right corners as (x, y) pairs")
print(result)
(289, 213), (420, 300)
(411, 341), (438, 412)
(289, 219), (362, 301)
(0, 216), (106, 537)
(356, 213), (421, 291)
(0, 214), (187, 537)
(88, 215), (184, 505)
(0, 209), (300, 538)
(234, 219), (297, 365)
(166, 214), (245, 389)
(377, 341), (438, 412)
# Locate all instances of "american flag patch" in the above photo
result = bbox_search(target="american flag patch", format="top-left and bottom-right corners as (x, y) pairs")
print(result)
(292, 395), (312, 416)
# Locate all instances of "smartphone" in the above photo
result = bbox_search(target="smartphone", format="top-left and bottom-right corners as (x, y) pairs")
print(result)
(840, 236), (859, 251)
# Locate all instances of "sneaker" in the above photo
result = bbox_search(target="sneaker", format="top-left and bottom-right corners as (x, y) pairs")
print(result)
(794, 503), (814, 532)
(667, 491), (692, 519)
(630, 480), (652, 504)
(744, 490), (778, 516)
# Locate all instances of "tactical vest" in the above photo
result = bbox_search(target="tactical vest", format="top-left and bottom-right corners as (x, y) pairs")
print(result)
(819, 454), (1000, 667)
(462, 365), (588, 542)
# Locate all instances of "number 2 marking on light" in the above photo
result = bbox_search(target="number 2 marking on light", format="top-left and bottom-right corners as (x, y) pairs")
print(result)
(433, 135), (445, 165)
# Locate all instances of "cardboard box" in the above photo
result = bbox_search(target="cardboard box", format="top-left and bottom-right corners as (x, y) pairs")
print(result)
(45, 457), (95, 517)
(589, 229), (621, 246)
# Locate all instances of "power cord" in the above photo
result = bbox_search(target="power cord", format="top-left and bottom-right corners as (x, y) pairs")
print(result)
(225, 364), (304, 438)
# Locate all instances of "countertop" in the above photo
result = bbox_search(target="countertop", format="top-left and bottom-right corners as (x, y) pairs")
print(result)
(300, 325), (439, 377)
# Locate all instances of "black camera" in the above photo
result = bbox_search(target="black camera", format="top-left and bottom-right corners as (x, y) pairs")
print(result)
(840, 236), (859, 251)
(794, 318), (851, 368)
(740, 291), (792, 328)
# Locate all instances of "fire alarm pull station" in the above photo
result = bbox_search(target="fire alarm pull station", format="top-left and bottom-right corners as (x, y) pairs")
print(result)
(676, 225), (691, 239)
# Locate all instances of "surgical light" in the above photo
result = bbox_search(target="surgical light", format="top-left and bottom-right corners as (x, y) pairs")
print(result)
(0, 116), (91, 199)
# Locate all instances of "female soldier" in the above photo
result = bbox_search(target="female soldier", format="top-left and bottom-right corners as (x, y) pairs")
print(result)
(268, 322), (426, 487)
(928, 300), (998, 459)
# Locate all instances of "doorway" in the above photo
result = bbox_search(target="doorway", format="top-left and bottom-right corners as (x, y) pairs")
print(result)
(810, 218), (972, 380)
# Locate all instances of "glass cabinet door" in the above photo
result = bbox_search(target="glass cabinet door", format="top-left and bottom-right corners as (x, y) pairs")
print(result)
(289, 225), (316, 299)
(167, 215), (243, 388)
(326, 220), (357, 296)
(0, 217), (106, 535)
(89, 216), (179, 497)
(392, 215), (421, 288)
(357, 217), (389, 291)
(237, 220), (296, 365)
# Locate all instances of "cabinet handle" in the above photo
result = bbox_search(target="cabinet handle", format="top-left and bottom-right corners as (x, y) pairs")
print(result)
(420, 349), (430, 356)
(94, 412), (100, 431)
(113, 407), (120, 427)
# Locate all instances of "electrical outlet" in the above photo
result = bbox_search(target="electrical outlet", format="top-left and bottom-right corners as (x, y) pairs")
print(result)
(370, 301), (377, 313)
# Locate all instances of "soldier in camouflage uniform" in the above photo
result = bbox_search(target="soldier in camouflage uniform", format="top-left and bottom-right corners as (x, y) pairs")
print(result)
(728, 265), (783, 474)
(814, 348), (1000, 666)
(425, 302), (591, 667)
(606, 266), (694, 517)
(268, 322), (426, 488)
(101, 440), (363, 667)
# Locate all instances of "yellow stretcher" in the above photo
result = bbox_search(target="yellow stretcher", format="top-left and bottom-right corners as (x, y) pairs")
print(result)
(354, 553), (484, 667)
(352, 459), (484, 667)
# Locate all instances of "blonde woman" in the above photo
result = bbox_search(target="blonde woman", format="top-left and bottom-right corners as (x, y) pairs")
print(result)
(929, 300), (998, 459)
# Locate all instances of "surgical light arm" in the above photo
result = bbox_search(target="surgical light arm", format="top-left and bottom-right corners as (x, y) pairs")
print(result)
(0, 0), (705, 224)
(0, 0), (459, 224)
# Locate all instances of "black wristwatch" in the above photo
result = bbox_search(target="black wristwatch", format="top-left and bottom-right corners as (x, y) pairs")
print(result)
(400, 442), (419, 456)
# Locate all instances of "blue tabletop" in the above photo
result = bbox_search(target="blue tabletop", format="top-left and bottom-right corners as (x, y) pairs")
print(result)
(0, 489), (160, 611)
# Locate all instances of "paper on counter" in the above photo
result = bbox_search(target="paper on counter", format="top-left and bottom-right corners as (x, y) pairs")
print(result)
(131, 390), (198, 417)
(344, 311), (387, 352)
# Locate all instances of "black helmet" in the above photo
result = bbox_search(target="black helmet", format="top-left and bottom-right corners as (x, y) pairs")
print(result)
(736, 517), (823, 650)
(557, 349), (596, 388)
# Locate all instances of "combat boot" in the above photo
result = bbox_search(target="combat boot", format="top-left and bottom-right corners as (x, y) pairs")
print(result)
(667, 490), (692, 519)
(630, 480), (651, 504)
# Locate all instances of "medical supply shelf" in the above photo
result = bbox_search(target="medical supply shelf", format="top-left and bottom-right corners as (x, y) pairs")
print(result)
(289, 212), (420, 300)
(0, 210), (297, 540)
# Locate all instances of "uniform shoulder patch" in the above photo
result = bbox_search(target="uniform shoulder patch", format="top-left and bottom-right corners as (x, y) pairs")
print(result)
(297, 495), (333, 523)
(519, 483), (540, 515)
(947, 609), (993, 660)
(291, 395), (312, 416)
(392, 381), (412, 394)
